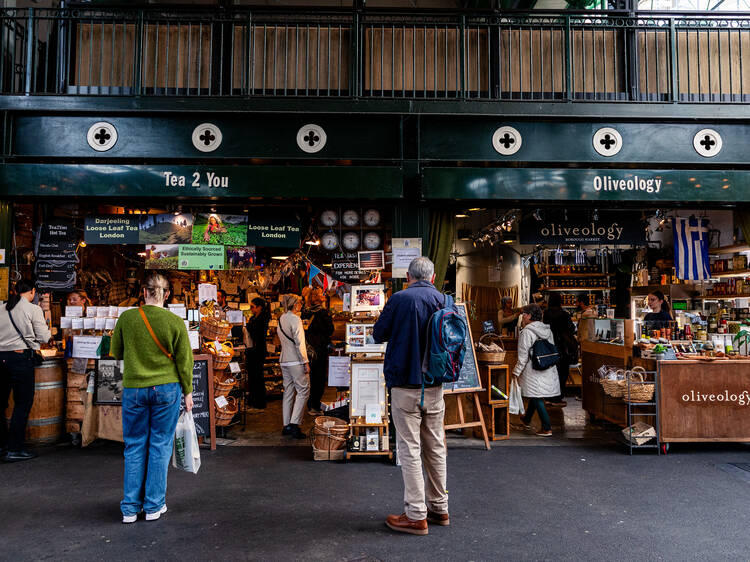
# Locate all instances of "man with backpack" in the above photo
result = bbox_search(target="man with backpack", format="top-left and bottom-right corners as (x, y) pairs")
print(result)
(373, 257), (450, 535)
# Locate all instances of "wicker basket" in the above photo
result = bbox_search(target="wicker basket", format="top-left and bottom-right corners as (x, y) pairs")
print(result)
(601, 369), (626, 398)
(199, 317), (232, 342)
(624, 368), (655, 403)
(312, 416), (349, 451)
(203, 347), (233, 371)
(215, 396), (238, 426)
(312, 445), (346, 461)
(214, 373), (237, 398)
(476, 333), (506, 363)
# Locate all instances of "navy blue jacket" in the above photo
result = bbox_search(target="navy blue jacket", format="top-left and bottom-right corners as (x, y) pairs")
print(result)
(373, 280), (444, 388)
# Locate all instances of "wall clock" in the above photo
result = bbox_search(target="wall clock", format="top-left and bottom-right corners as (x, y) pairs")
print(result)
(342, 209), (360, 227)
(320, 210), (338, 227)
(321, 232), (339, 251)
(363, 232), (381, 250)
(342, 231), (360, 250)
(363, 209), (381, 227)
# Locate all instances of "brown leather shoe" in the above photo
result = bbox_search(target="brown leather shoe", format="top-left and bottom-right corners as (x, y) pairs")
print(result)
(385, 513), (428, 535)
(426, 510), (450, 526)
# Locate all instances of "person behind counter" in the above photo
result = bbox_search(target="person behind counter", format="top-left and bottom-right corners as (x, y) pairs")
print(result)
(67, 289), (91, 309)
(644, 290), (672, 328)
(497, 297), (520, 336)
(303, 287), (334, 416)
(277, 294), (310, 439)
(0, 279), (52, 462)
(244, 297), (271, 412)
(110, 272), (194, 524)
(575, 294), (598, 321)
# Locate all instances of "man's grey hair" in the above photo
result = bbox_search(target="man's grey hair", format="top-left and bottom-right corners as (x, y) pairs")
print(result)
(143, 272), (170, 303)
(407, 256), (435, 282)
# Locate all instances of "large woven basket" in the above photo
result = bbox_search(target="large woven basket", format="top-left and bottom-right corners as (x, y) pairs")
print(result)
(476, 333), (506, 363)
(312, 416), (349, 451)
(199, 317), (232, 342)
(214, 373), (237, 398)
(215, 396), (238, 426)
(601, 369), (626, 398)
(624, 368), (655, 403)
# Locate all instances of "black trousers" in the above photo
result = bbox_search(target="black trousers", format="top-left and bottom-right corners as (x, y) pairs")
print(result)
(307, 355), (327, 411)
(0, 350), (35, 452)
(245, 351), (267, 409)
(551, 360), (570, 402)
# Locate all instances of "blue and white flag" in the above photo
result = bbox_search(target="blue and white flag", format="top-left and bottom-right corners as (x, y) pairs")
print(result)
(673, 217), (710, 281)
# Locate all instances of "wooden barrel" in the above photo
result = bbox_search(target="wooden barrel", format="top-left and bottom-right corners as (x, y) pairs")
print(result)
(4, 359), (65, 444)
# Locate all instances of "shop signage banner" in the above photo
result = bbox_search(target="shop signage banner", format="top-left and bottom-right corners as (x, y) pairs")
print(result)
(84, 216), (140, 244)
(247, 216), (301, 248)
(392, 238), (422, 278)
(519, 210), (645, 245)
(178, 245), (225, 270)
(332, 251), (367, 282)
(36, 221), (78, 290)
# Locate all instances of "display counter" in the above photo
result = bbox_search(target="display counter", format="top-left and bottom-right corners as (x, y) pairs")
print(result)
(658, 360), (750, 443)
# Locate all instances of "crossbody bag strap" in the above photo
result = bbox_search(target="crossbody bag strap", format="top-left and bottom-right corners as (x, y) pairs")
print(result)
(7, 309), (33, 350)
(138, 307), (173, 361)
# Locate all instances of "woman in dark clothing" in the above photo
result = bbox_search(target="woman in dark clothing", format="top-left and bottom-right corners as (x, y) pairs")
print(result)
(542, 293), (578, 407)
(303, 287), (334, 416)
(244, 297), (271, 411)
(644, 291), (672, 329)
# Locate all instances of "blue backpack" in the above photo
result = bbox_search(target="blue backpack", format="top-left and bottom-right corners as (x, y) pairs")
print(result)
(421, 294), (468, 402)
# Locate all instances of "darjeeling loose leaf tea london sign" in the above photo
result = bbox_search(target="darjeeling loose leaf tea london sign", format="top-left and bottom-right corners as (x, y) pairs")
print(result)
(84, 216), (140, 244)
(247, 217), (301, 248)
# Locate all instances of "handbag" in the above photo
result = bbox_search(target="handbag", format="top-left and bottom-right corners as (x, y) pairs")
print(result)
(278, 317), (315, 362)
(138, 307), (173, 361)
(7, 309), (45, 367)
(509, 378), (525, 415)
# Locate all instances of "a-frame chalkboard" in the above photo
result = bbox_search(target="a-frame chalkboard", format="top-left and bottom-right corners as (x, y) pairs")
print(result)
(444, 302), (482, 394)
(183, 354), (216, 451)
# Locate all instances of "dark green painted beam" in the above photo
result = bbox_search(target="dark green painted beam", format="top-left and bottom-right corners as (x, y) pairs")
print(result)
(422, 167), (750, 202)
(4, 96), (750, 122)
(0, 164), (404, 199)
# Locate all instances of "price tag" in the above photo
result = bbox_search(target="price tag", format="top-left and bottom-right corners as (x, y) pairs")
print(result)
(188, 330), (200, 350)
(71, 318), (84, 330)
(96, 307), (108, 318)
(86, 306), (98, 318)
(94, 317), (106, 330)
(60, 317), (72, 329)
(108, 306), (118, 317)
(65, 306), (83, 318)
(229, 362), (240, 374)
(226, 310), (244, 324)
(105, 318), (117, 330)
(215, 395), (229, 408)
(83, 318), (96, 329)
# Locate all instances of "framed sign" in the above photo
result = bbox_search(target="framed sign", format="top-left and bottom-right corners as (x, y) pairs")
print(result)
(345, 323), (386, 353)
(350, 362), (386, 418)
(94, 359), (124, 405)
(350, 284), (385, 313)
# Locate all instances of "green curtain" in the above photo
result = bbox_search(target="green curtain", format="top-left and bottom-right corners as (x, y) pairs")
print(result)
(428, 209), (455, 291)
(736, 211), (750, 248)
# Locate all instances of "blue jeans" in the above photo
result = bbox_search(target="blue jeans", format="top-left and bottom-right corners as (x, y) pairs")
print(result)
(522, 398), (551, 432)
(121, 382), (181, 516)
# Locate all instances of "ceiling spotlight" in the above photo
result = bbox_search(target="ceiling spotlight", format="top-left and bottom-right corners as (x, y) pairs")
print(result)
(455, 213), (468, 218)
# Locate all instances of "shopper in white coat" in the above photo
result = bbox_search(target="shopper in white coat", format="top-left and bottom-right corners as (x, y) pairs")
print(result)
(513, 304), (560, 436)
(277, 294), (310, 439)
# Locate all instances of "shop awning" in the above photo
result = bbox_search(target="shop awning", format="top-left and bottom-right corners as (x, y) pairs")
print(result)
(0, 164), (403, 199)
(421, 168), (750, 202)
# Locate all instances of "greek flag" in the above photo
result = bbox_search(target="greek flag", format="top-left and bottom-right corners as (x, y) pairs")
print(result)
(673, 217), (710, 281)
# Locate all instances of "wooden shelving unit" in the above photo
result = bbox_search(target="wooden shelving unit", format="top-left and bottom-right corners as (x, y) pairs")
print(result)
(540, 287), (608, 292)
(712, 269), (750, 278)
(475, 364), (510, 441)
(709, 244), (750, 255)
(540, 273), (615, 278)
(693, 294), (748, 300)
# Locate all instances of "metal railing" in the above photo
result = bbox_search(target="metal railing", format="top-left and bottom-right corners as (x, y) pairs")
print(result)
(2, 6), (750, 102)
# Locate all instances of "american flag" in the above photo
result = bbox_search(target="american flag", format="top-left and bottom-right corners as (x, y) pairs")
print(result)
(358, 251), (384, 270)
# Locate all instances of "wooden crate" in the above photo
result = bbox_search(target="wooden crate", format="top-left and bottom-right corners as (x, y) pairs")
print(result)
(474, 402), (510, 441)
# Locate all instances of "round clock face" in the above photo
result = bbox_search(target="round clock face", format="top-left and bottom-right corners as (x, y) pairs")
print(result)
(342, 209), (360, 227)
(342, 231), (360, 250)
(363, 209), (381, 227)
(321, 232), (339, 251)
(320, 209), (338, 227)
(363, 232), (381, 250)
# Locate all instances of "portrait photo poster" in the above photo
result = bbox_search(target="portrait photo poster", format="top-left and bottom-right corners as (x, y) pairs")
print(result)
(350, 284), (385, 313)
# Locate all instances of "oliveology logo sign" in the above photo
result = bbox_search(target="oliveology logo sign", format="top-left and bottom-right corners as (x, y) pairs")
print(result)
(593, 174), (663, 194)
(519, 209), (646, 245)
(681, 389), (750, 407)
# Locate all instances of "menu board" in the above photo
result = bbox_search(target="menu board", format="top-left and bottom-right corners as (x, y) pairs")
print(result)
(35, 221), (78, 290)
(443, 303), (482, 394)
(182, 355), (216, 450)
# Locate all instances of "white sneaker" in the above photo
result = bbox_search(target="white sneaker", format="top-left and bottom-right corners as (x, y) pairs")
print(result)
(122, 514), (138, 524)
(145, 504), (168, 521)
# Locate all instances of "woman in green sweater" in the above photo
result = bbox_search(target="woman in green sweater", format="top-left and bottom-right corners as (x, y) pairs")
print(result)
(111, 272), (194, 524)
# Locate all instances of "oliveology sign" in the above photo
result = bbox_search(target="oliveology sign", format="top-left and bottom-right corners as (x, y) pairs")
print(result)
(519, 209), (646, 245)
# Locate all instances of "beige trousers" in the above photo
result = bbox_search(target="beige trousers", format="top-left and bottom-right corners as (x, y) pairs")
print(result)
(281, 364), (309, 426)
(390, 386), (448, 521)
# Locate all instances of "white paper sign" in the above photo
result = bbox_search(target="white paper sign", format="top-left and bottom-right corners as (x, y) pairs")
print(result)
(94, 317), (106, 330)
(215, 395), (229, 408)
(0, 248), (4, 264)
(60, 317), (72, 329)
(229, 362), (241, 374)
(392, 238), (423, 278)
(71, 318), (84, 330)
(83, 318), (96, 330)
(96, 307), (108, 318)
(72, 336), (102, 359)
(108, 306), (119, 317)
(188, 330), (200, 350)
(86, 306), (98, 318)
(198, 283), (218, 305)
(105, 318), (117, 330)
(168, 306), (187, 319)
(117, 307), (128, 317)
(226, 310), (244, 325)
(327, 356), (351, 387)
(365, 403), (380, 424)
(65, 306), (83, 318)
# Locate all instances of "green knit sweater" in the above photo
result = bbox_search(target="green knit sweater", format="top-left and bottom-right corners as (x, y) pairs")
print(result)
(110, 305), (194, 395)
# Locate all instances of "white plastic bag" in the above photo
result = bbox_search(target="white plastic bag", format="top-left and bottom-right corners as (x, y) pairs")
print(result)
(172, 410), (201, 474)
(509, 378), (525, 416)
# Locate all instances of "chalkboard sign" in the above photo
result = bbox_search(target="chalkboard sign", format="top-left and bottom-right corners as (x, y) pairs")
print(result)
(444, 302), (482, 394)
(35, 221), (78, 290)
(182, 354), (216, 450)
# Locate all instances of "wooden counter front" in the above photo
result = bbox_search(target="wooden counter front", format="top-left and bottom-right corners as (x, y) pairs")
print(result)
(659, 360), (750, 443)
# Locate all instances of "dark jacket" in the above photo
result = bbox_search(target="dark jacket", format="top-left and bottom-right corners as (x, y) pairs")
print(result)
(246, 314), (270, 360)
(373, 280), (444, 388)
(303, 306), (334, 354)
(543, 306), (578, 363)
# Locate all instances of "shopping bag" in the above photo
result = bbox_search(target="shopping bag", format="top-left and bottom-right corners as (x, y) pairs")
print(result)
(509, 378), (525, 416)
(172, 411), (201, 474)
